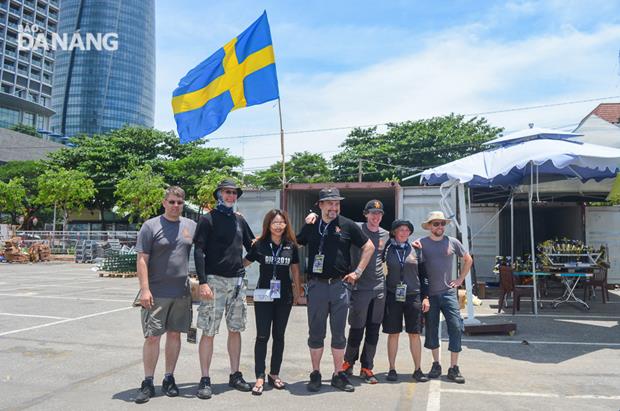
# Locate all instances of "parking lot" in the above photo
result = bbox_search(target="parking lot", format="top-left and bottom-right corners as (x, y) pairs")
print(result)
(0, 262), (619, 411)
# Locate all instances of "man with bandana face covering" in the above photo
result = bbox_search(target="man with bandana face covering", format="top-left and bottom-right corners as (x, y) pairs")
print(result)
(193, 180), (255, 399)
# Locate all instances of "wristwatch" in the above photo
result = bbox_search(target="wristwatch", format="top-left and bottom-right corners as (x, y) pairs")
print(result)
(354, 267), (363, 277)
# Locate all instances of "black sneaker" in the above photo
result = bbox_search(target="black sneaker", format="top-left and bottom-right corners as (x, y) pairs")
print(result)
(162, 375), (179, 397)
(386, 369), (398, 381)
(196, 376), (212, 399)
(428, 362), (442, 379)
(447, 366), (465, 384)
(412, 368), (429, 382)
(229, 371), (251, 392)
(307, 370), (322, 392)
(135, 379), (155, 404)
(331, 371), (355, 392)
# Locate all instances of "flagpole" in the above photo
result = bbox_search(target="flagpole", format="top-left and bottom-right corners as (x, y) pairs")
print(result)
(277, 98), (286, 189)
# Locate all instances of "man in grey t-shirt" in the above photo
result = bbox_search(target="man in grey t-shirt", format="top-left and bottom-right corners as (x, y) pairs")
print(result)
(419, 211), (472, 384)
(133, 186), (196, 404)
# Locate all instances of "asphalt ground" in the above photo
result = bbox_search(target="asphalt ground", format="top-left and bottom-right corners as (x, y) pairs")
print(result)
(0, 262), (619, 411)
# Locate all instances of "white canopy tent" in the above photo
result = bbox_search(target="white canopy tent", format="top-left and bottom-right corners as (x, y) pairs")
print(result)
(420, 128), (620, 320)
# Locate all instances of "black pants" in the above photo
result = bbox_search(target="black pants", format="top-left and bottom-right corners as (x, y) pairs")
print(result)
(344, 291), (384, 370)
(254, 300), (292, 378)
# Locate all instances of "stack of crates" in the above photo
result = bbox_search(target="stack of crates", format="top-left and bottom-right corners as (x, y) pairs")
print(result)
(100, 253), (137, 273)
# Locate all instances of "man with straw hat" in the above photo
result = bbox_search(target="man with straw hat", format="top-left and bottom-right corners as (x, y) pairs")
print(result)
(419, 211), (472, 384)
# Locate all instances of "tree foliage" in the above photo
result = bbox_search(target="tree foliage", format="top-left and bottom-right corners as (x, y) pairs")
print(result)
(48, 126), (242, 214)
(0, 161), (46, 228)
(331, 114), (502, 184)
(252, 151), (332, 189)
(114, 165), (166, 224)
(9, 123), (41, 138)
(0, 177), (27, 224)
(36, 168), (96, 231)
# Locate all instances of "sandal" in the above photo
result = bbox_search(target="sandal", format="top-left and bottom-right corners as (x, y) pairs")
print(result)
(268, 374), (286, 390)
(252, 375), (265, 396)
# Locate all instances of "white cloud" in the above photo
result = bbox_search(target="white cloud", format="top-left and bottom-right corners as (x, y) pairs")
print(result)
(154, 6), (620, 173)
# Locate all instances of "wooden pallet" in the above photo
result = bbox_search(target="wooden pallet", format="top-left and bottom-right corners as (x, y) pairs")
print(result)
(99, 271), (137, 278)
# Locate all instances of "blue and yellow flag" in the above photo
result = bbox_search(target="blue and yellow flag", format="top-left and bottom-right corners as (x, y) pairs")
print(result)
(172, 11), (279, 144)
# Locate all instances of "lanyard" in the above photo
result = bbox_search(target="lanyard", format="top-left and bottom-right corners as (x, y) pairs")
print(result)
(394, 243), (410, 284)
(317, 220), (331, 255)
(269, 242), (283, 280)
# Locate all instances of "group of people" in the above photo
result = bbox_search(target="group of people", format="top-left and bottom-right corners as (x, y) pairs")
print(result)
(133, 181), (472, 404)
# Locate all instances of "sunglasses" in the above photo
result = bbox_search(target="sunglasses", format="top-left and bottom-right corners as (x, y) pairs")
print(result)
(167, 200), (184, 205)
(222, 190), (238, 195)
(432, 221), (447, 227)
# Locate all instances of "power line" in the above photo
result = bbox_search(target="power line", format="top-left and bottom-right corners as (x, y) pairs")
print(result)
(206, 95), (620, 141)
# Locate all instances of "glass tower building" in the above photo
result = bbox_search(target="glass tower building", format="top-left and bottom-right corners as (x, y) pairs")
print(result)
(50, 0), (154, 137)
(0, 0), (58, 130)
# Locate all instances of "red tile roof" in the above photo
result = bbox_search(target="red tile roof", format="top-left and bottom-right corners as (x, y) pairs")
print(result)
(589, 103), (620, 124)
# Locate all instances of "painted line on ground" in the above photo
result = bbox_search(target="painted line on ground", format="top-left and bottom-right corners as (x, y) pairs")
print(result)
(0, 306), (133, 337)
(0, 293), (130, 303)
(442, 388), (620, 401)
(426, 379), (441, 411)
(481, 313), (620, 319)
(0, 312), (70, 320)
(458, 338), (620, 347)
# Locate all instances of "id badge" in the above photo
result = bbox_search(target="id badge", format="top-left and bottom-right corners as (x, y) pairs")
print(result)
(270, 279), (281, 299)
(253, 289), (273, 302)
(395, 283), (407, 302)
(312, 254), (325, 274)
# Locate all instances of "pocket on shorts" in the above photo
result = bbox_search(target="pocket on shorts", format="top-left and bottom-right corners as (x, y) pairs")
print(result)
(197, 300), (214, 331)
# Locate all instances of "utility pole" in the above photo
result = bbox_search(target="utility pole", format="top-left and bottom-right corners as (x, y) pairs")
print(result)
(358, 159), (363, 182)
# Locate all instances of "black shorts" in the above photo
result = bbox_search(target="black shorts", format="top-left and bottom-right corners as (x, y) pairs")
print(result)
(382, 291), (422, 334)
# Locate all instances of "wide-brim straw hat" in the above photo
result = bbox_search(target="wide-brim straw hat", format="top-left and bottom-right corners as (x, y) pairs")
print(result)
(421, 211), (452, 230)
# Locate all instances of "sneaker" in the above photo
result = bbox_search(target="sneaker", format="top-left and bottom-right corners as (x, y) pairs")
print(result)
(196, 377), (212, 399)
(412, 368), (429, 383)
(331, 371), (355, 392)
(447, 366), (465, 384)
(135, 379), (155, 404)
(161, 375), (179, 397)
(342, 360), (354, 376)
(428, 362), (442, 379)
(386, 369), (398, 381)
(307, 370), (322, 392)
(229, 371), (252, 392)
(359, 368), (379, 384)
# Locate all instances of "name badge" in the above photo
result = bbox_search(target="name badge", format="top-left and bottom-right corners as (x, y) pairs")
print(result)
(312, 254), (325, 274)
(270, 279), (281, 299)
(395, 283), (407, 302)
(253, 289), (273, 302)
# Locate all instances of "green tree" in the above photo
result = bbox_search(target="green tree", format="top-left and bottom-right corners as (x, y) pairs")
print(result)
(9, 123), (41, 138)
(163, 147), (242, 200)
(0, 160), (46, 229)
(114, 165), (166, 224)
(48, 126), (241, 218)
(0, 177), (27, 224)
(36, 168), (97, 231)
(195, 168), (241, 211)
(252, 151), (332, 189)
(331, 114), (502, 184)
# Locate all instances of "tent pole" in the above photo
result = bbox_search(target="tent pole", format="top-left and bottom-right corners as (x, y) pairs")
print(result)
(529, 162), (539, 315)
(510, 194), (514, 262)
(458, 183), (479, 325)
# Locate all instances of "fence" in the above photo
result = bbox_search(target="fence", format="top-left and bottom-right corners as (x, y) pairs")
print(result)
(7, 231), (138, 254)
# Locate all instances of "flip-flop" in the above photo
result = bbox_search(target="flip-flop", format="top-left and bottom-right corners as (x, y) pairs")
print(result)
(268, 375), (286, 390)
(251, 383), (264, 396)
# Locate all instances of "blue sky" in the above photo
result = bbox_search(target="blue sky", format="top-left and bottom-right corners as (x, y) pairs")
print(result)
(154, 1), (620, 173)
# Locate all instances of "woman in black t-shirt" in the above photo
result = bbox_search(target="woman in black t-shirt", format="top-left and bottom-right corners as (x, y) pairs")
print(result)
(244, 209), (303, 395)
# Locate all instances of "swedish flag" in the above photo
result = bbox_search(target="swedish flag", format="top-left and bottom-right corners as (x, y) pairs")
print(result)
(172, 11), (279, 144)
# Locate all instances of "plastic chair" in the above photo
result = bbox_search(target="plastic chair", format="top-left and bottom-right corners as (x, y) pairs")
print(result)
(497, 267), (535, 314)
(583, 266), (609, 303)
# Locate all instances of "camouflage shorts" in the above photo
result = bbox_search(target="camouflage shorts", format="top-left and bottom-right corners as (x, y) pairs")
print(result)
(197, 275), (247, 336)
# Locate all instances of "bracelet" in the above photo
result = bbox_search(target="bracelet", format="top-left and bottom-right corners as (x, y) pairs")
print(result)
(354, 267), (363, 276)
